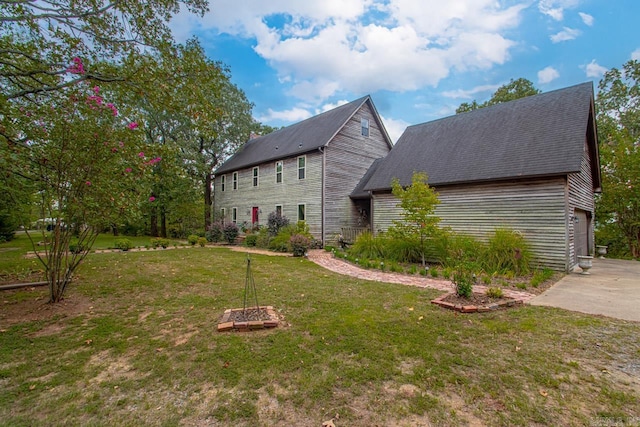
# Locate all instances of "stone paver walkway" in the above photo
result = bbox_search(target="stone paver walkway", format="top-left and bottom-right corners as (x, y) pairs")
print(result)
(306, 250), (536, 303)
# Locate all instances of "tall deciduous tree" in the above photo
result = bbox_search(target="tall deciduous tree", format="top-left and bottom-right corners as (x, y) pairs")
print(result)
(117, 40), (259, 233)
(456, 78), (540, 113)
(390, 172), (441, 267)
(595, 60), (640, 258)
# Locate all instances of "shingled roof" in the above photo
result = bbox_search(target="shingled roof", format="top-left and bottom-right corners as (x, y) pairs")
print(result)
(215, 95), (388, 174)
(363, 82), (600, 191)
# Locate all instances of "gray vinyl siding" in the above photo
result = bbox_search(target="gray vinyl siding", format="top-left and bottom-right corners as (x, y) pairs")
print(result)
(214, 151), (323, 238)
(324, 103), (391, 242)
(372, 178), (569, 271)
(566, 139), (596, 268)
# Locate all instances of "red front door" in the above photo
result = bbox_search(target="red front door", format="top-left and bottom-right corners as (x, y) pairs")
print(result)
(252, 207), (259, 225)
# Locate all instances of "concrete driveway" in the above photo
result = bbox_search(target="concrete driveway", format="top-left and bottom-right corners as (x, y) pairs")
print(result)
(530, 258), (640, 322)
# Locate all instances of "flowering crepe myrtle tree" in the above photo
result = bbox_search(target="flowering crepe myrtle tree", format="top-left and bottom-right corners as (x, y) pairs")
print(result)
(4, 60), (154, 302)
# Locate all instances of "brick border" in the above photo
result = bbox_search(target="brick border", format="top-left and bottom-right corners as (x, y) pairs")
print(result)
(431, 293), (524, 313)
(217, 306), (279, 332)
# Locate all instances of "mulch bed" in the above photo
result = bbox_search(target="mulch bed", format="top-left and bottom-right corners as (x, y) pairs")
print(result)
(431, 292), (523, 313)
(217, 306), (280, 332)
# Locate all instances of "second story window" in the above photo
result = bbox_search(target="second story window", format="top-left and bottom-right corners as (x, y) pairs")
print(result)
(298, 156), (306, 180)
(232, 172), (238, 190)
(221, 175), (225, 192)
(252, 167), (259, 187)
(275, 161), (283, 183)
(361, 118), (370, 137)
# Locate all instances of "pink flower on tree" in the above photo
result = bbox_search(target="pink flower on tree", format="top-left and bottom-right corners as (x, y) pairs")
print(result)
(125, 167), (132, 173)
(67, 57), (85, 75)
(127, 122), (139, 130)
(107, 103), (118, 116)
(85, 181), (91, 186)
(149, 196), (156, 202)
(138, 152), (145, 158)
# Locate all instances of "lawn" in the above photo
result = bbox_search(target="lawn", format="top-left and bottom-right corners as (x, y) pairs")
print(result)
(0, 236), (639, 426)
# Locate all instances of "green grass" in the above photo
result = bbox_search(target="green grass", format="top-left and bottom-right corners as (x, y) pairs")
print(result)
(0, 243), (639, 426)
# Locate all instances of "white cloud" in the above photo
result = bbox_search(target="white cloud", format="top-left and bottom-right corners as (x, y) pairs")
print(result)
(380, 114), (410, 144)
(579, 12), (594, 26)
(172, 0), (527, 102)
(317, 100), (350, 113)
(256, 107), (313, 123)
(584, 60), (607, 78)
(632, 48), (640, 61)
(550, 27), (581, 43)
(442, 84), (501, 99)
(537, 66), (560, 84)
(538, 0), (580, 21)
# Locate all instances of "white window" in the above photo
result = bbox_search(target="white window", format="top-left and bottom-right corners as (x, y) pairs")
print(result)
(220, 208), (226, 221)
(252, 167), (259, 187)
(361, 118), (370, 137)
(298, 156), (306, 180)
(297, 204), (305, 222)
(221, 175), (225, 192)
(232, 172), (238, 190)
(275, 161), (283, 183)
(275, 205), (282, 217)
(232, 207), (237, 224)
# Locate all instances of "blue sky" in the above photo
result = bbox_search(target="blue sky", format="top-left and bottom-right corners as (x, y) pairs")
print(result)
(170, 0), (640, 142)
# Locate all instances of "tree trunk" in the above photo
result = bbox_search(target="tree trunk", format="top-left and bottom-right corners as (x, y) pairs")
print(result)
(204, 173), (213, 231)
(160, 209), (167, 238)
(150, 206), (158, 237)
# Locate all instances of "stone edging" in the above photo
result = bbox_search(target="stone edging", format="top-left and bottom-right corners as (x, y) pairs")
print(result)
(217, 306), (279, 332)
(431, 293), (524, 313)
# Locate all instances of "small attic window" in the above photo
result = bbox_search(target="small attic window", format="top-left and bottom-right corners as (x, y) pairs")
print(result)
(361, 118), (370, 137)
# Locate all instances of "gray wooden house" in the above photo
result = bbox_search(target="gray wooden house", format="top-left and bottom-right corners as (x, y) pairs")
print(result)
(213, 96), (393, 244)
(355, 82), (601, 271)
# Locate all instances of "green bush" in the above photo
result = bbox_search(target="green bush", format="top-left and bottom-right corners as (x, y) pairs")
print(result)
(349, 231), (385, 259)
(115, 238), (133, 251)
(244, 234), (258, 247)
(384, 235), (422, 263)
(197, 237), (207, 247)
(151, 238), (169, 248)
(187, 234), (199, 246)
(483, 228), (532, 275)
(486, 287), (504, 298)
(269, 222), (312, 253)
(530, 268), (554, 287)
(430, 268), (439, 278)
(442, 232), (485, 268)
(69, 241), (86, 254)
(453, 263), (475, 298)
(255, 228), (271, 248)
(290, 234), (311, 257)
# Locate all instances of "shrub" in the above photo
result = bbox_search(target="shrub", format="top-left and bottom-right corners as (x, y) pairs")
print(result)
(244, 234), (258, 247)
(483, 228), (532, 275)
(530, 268), (554, 288)
(290, 234), (311, 257)
(384, 234), (422, 263)
(349, 231), (386, 259)
(267, 211), (290, 236)
(187, 234), (199, 246)
(197, 237), (207, 247)
(324, 245), (336, 253)
(69, 241), (86, 254)
(151, 237), (170, 248)
(430, 268), (439, 278)
(255, 228), (271, 248)
(442, 233), (485, 268)
(486, 287), (504, 298)
(453, 263), (475, 298)
(408, 265), (418, 275)
(115, 238), (133, 251)
(223, 223), (239, 244)
(205, 222), (223, 243)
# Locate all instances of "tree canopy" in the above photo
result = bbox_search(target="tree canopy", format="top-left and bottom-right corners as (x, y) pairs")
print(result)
(595, 60), (640, 258)
(456, 78), (541, 114)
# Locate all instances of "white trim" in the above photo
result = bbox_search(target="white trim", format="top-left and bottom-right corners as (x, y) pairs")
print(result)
(231, 207), (237, 224)
(275, 204), (283, 216)
(275, 160), (283, 184)
(232, 172), (238, 190)
(297, 155), (306, 180)
(221, 175), (226, 192)
(252, 166), (259, 187)
(297, 203), (306, 222)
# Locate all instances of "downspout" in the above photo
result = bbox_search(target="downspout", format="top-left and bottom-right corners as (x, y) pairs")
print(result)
(319, 146), (326, 246)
